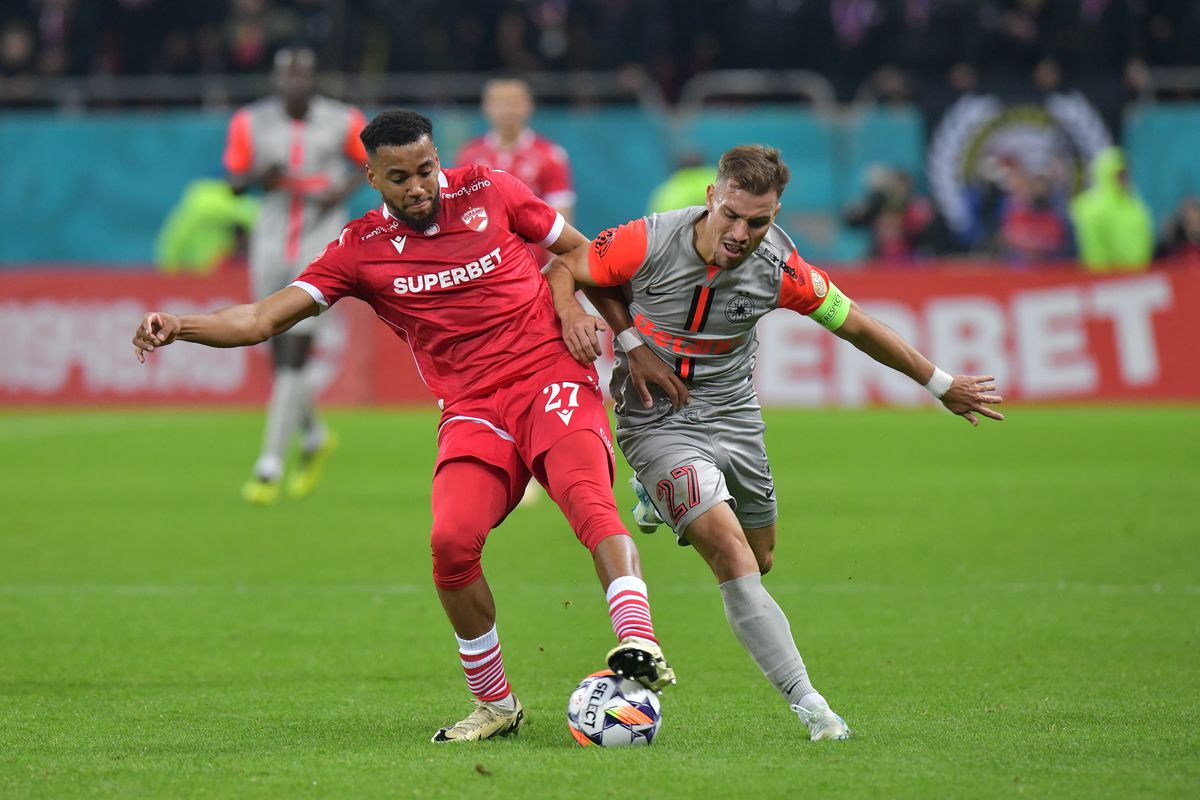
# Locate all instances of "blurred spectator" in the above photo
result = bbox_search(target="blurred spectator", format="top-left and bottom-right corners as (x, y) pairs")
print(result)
(970, 1), (1145, 131)
(646, 154), (714, 214)
(961, 153), (1029, 255)
(110, 0), (169, 75)
(977, 0), (1054, 92)
(842, 166), (939, 260)
(880, 0), (979, 78)
(225, 0), (299, 73)
(963, 156), (1005, 252)
(1159, 196), (1200, 266)
(812, 0), (892, 101)
(996, 164), (1073, 264)
(1047, 0), (1146, 127)
(716, 0), (804, 71)
(353, 0), (496, 73)
(493, 1), (542, 70)
(1044, 0), (1145, 91)
(1142, 0), (1200, 67)
(31, 0), (105, 76)
(289, 0), (339, 66)
(155, 176), (259, 274)
(876, 0), (981, 119)
(1141, 0), (1200, 99)
(0, 19), (36, 77)
(1069, 147), (1153, 271)
(569, 0), (672, 85)
(860, 64), (915, 107)
(0, 20), (38, 105)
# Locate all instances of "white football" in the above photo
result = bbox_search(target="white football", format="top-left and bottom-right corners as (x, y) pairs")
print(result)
(566, 669), (661, 747)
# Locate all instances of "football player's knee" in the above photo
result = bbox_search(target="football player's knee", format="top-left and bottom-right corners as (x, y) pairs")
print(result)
(703, 531), (758, 576)
(756, 549), (775, 576)
(429, 518), (487, 591)
(714, 535), (750, 564)
(556, 479), (626, 551)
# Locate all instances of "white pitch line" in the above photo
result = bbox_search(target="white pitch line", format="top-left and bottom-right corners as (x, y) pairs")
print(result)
(0, 415), (219, 442)
(1, 582), (1197, 597)
(0, 583), (427, 596)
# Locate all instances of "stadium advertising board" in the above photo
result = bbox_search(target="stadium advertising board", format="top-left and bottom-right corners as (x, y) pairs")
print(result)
(757, 266), (1199, 405)
(1, 267), (1197, 406)
(0, 270), (427, 407)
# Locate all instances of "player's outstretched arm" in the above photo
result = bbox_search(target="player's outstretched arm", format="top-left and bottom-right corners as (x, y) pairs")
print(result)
(133, 286), (318, 363)
(833, 304), (1004, 426)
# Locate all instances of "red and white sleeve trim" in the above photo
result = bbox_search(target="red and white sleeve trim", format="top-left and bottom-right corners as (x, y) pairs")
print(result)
(537, 212), (567, 248)
(290, 280), (328, 310)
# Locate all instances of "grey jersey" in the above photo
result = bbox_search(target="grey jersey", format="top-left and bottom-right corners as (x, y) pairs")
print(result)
(608, 206), (842, 425)
(227, 95), (364, 280)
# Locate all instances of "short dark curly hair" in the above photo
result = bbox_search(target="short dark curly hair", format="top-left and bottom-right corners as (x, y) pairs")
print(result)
(360, 109), (434, 155)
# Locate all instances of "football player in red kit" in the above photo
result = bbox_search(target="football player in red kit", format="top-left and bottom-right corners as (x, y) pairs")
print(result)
(457, 76), (578, 508)
(132, 110), (674, 743)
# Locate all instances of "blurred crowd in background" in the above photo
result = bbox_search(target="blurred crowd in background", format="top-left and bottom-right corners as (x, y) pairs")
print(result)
(3, 0), (1199, 271)
(4, 0), (1200, 107)
(841, 152), (1167, 267)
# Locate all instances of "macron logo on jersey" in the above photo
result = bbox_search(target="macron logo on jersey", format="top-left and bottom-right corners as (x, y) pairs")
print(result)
(391, 235), (407, 255)
(393, 247), (503, 294)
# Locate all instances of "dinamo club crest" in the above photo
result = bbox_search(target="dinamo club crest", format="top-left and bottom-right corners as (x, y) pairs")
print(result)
(462, 207), (489, 232)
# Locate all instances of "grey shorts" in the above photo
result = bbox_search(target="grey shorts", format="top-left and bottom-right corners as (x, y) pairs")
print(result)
(616, 399), (776, 543)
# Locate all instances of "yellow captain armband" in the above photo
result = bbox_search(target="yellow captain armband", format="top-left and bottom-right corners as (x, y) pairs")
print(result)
(808, 283), (852, 331)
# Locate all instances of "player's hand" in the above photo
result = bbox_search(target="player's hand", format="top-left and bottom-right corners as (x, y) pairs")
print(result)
(561, 309), (607, 364)
(258, 164), (286, 191)
(628, 346), (689, 411)
(312, 187), (343, 215)
(133, 312), (181, 363)
(940, 375), (1004, 426)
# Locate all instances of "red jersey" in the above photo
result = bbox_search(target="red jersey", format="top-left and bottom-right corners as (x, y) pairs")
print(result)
(456, 130), (575, 209)
(292, 165), (571, 404)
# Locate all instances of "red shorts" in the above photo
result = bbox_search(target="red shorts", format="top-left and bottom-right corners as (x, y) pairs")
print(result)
(435, 351), (616, 514)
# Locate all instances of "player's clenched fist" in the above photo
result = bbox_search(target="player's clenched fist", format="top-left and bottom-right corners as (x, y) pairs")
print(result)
(133, 312), (180, 363)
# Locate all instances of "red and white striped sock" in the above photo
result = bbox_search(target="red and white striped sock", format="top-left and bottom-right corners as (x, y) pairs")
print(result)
(456, 625), (514, 708)
(606, 575), (657, 642)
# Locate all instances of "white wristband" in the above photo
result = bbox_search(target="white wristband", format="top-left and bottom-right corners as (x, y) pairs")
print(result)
(924, 367), (953, 399)
(616, 327), (645, 353)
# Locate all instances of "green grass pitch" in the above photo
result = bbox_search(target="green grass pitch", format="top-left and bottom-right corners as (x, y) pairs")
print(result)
(1, 407), (1196, 798)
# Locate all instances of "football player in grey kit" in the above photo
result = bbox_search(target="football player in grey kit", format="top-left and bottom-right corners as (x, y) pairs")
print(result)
(223, 47), (367, 503)
(548, 145), (1004, 741)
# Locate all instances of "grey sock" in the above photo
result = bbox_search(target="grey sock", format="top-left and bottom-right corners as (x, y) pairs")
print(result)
(719, 572), (818, 705)
(299, 405), (325, 455)
(254, 368), (308, 479)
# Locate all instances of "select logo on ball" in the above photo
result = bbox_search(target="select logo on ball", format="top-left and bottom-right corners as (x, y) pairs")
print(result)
(566, 669), (661, 747)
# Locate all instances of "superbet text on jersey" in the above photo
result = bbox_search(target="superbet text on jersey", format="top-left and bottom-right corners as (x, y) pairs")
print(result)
(291, 165), (572, 404)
